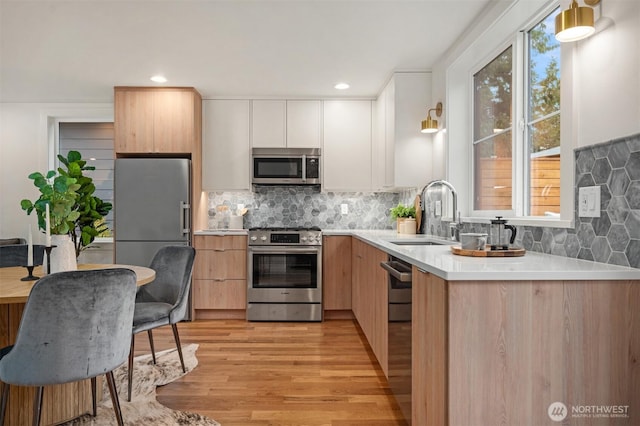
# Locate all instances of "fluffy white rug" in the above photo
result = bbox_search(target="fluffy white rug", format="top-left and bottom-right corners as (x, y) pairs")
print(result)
(64, 344), (220, 426)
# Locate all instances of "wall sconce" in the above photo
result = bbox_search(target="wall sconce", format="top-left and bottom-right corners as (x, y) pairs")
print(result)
(421, 102), (443, 134)
(555, 0), (601, 42)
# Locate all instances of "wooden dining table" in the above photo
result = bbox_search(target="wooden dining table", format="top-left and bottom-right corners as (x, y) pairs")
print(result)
(0, 263), (155, 426)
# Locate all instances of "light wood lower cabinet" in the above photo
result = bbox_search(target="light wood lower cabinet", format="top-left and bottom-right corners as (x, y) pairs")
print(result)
(411, 266), (640, 426)
(193, 235), (247, 319)
(412, 267), (447, 426)
(351, 238), (389, 376)
(322, 236), (352, 314)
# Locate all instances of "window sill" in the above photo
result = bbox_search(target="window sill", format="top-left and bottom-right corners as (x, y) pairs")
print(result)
(461, 216), (574, 229)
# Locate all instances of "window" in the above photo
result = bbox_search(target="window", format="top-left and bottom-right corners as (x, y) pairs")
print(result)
(472, 7), (560, 217)
(58, 122), (115, 233)
(473, 46), (513, 212)
(526, 10), (561, 216)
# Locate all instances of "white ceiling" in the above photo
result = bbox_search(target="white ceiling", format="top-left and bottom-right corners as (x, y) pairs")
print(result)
(0, 0), (493, 103)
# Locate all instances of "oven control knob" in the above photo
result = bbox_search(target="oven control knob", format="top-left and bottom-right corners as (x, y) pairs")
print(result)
(301, 236), (307, 242)
(260, 236), (267, 241)
(250, 236), (257, 241)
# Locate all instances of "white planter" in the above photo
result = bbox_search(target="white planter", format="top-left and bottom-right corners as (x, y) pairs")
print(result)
(46, 234), (77, 274)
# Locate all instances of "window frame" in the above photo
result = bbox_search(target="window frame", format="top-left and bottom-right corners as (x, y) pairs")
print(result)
(467, 2), (564, 221)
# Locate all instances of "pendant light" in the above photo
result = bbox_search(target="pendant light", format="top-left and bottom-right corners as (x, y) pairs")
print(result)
(421, 102), (443, 134)
(555, 0), (601, 42)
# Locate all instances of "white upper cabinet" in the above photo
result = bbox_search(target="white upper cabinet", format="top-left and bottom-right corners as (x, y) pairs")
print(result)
(251, 100), (321, 148)
(202, 100), (251, 191)
(375, 72), (433, 190)
(251, 100), (286, 148)
(323, 100), (373, 191)
(286, 100), (322, 148)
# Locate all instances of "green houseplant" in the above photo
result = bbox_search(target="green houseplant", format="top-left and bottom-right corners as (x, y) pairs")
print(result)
(390, 203), (416, 234)
(21, 150), (113, 257)
(389, 203), (416, 221)
(57, 151), (113, 257)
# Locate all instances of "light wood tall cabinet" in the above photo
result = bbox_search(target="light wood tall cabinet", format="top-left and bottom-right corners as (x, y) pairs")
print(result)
(114, 87), (201, 154)
(322, 236), (352, 317)
(192, 235), (247, 320)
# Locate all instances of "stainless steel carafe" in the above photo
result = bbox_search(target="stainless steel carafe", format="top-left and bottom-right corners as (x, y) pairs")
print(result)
(489, 216), (516, 250)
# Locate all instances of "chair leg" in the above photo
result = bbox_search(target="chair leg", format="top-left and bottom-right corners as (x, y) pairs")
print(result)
(128, 334), (135, 402)
(91, 377), (97, 416)
(32, 386), (43, 426)
(0, 382), (9, 426)
(171, 323), (186, 373)
(105, 371), (124, 426)
(147, 329), (157, 364)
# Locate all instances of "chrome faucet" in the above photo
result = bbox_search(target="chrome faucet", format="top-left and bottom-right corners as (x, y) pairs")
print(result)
(419, 179), (461, 240)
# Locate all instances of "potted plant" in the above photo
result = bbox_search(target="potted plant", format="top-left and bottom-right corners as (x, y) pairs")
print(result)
(389, 203), (416, 234)
(21, 151), (113, 270)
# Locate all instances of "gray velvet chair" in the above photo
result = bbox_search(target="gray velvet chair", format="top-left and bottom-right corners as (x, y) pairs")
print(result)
(0, 268), (137, 426)
(0, 238), (26, 246)
(0, 244), (45, 268)
(127, 245), (196, 401)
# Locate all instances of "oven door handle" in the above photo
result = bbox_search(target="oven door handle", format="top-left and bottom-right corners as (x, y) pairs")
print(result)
(248, 246), (320, 255)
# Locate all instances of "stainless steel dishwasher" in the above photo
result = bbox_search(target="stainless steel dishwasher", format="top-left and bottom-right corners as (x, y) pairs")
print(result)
(380, 256), (412, 424)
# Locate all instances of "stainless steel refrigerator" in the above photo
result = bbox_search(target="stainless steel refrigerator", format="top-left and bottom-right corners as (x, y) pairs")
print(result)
(114, 158), (191, 267)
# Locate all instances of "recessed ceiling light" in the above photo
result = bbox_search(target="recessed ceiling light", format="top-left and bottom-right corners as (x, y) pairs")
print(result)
(334, 82), (350, 90)
(150, 75), (167, 83)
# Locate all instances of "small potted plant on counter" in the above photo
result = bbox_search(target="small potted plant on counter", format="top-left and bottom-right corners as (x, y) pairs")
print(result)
(389, 203), (416, 234)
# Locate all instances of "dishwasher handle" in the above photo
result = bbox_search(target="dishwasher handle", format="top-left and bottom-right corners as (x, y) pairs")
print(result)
(380, 260), (412, 283)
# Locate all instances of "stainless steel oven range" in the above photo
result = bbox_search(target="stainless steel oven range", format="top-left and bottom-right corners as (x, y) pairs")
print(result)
(247, 227), (322, 322)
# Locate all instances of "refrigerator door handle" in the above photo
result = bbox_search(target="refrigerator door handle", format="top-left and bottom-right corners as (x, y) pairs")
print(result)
(180, 201), (191, 235)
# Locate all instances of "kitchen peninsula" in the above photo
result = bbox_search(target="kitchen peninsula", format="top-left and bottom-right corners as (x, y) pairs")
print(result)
(325, 230), (640, 426)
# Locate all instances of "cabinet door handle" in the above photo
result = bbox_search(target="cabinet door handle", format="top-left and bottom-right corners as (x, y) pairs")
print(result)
(214, 278), (225, 282)
(213, 248), (226, 252)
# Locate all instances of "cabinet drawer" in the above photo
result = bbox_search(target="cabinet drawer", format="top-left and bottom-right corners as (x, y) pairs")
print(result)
(194, 235), (247, 250)
(194, 249), (246, 280)
(193, 279), (247, 309)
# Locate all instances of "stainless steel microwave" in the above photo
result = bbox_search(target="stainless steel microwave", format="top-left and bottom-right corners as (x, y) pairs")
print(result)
(252, 148), (321, 185)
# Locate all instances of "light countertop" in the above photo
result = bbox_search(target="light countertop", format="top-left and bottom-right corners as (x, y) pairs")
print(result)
(194, 228), (639, 281)
(327, 229), (640, 282)
(195, 229), (248, 236)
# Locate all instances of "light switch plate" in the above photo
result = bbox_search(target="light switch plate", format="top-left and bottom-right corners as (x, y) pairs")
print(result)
(341, 203), (349, 215)
(434, 200), (442, 217)
(578, 186), (600, 217)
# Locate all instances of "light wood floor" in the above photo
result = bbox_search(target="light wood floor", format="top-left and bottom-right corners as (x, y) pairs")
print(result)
(133, 319), (407, 426)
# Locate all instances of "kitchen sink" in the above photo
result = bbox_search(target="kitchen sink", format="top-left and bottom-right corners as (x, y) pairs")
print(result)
(388, 240), (444, 246)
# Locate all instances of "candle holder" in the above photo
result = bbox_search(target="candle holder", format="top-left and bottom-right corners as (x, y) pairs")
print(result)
(21, 265), (39, 281)
(44, 245), (56, 275)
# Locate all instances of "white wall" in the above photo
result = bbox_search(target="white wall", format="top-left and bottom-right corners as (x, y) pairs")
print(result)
(0, 103), (112, 242)
(573, 0), (640, 146)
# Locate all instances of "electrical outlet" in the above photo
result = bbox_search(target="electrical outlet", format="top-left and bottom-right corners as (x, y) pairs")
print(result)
(578, 186), (600, 217)
(341, 203), (349, 215)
